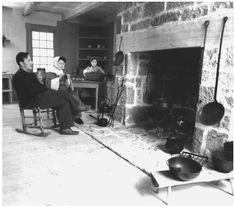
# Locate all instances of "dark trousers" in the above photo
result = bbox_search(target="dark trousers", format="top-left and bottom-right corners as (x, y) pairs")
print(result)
(35, 90), (80, 129)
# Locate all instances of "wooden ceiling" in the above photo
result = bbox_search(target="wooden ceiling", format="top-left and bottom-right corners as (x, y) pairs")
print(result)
(3, 2), (119, 23)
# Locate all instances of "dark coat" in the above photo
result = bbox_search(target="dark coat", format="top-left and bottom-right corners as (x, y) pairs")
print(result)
(12, 68), (48, 107)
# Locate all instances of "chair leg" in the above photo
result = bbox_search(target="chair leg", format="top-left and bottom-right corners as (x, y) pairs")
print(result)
(16, 107), (50, 137)
(19, 108), (28, 133)
(37, 108), (47, 135)
(52, 109), (59, 127)
(33, 109), (38, 126)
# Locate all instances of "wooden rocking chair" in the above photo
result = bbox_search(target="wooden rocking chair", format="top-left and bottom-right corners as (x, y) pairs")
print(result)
(16, 104), (58, 137)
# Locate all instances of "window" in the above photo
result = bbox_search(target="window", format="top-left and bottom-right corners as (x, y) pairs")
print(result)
(26, 24), (56, 72)
(32, 31), (54, 71)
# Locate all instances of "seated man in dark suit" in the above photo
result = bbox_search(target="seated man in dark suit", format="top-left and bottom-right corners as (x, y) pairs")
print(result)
(12, 52), (80, 135)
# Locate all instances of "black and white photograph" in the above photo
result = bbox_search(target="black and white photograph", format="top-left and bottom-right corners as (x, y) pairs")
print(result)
(2, 0), (234, 205)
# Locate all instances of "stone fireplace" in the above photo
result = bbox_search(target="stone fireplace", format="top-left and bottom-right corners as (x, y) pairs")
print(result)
(124, 48), (201, 127)
(110, 2), (233, 157)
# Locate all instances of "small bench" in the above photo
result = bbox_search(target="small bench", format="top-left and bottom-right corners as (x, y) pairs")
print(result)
(151, 166), (233, 205)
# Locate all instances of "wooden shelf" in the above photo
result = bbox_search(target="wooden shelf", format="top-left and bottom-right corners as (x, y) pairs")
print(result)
(79, 58), (109, 61)
(79, 48), (109, 51)
(79, 36), (110, 40)
(78, 23), (113, 75)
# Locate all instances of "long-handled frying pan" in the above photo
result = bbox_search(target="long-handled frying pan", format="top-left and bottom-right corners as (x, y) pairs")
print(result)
(200, 17), (228, 125)
(198, 20), (210, 84)
(113, 36), (124, 66)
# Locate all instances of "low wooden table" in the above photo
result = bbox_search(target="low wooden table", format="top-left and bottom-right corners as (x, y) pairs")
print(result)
(151, 166), (233, 205)
(72, 79), (101, 112)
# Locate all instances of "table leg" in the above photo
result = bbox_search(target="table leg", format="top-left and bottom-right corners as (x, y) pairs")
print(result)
(95, 85), (99, 112)
(228, 178), (233, 195)
(167, 186), (171, 205)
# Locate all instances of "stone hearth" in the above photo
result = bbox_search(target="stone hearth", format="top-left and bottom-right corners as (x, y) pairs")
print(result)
(110, 2), (233, 157)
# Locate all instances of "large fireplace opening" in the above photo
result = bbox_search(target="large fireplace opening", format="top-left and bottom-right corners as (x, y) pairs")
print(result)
(125, 47), (202, 143)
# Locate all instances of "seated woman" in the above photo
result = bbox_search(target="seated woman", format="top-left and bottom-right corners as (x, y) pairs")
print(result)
(83, 56), (105, 75)
(82, 57), (106, 108)
(46, 56), (88, 124)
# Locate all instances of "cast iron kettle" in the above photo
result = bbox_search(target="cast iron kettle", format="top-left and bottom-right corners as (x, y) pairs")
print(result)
(200, 17), (228, 125)
(165, 135), (184, 155)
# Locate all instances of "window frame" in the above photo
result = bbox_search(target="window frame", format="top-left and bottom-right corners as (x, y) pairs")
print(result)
(26, 23), (56, 69)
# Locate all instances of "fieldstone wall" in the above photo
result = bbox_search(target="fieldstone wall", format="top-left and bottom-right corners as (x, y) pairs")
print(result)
(112, 1), (233, 156)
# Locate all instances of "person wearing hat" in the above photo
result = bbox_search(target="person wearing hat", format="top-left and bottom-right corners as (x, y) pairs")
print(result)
(83, 57), (105, 75)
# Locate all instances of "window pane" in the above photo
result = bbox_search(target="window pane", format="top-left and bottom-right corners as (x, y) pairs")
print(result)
(33, 56), (40, 64)
(33, 48), (40, 56)
(47, 41), (53, 48)
(39, 32), (47, 40)
(40, 49), (47, 56)
(33, 64), (40, 71)
(32, 40), (39, 47)
(41, 64), (47, 69)
(32, 31), (39, 39)
(31, 30), (54, 71)
(40, 57), (47, 64)
(48, 57), (53, 65)
(47, 33), (53, 41)
(40, 40), (47, 48)
(47, 49), (54, 57)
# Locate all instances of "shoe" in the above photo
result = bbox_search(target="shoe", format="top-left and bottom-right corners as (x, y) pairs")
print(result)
(74, 118), (84, 124)
(60, 128), (79, 135)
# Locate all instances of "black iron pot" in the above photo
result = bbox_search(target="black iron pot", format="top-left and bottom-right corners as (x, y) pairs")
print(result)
(211, 151), (233, 173)
(224, 141), (233, 153)
(167, 156), (202, 181)
(165, 136), (184, 155)
(97, 118), (108, 127)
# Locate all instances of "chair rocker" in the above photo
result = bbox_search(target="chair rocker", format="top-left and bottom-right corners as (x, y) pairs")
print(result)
(16, 105), (58, 137)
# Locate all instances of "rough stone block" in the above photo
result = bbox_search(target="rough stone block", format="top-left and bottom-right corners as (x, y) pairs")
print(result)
(201, 70), (210, 83)
(117, 2), (138, 13)
(115, 65), (124, 75)
(192, 5), (208, 18)
(136, 77), (142, 88)
(151, 11), (181, 27)
(220, 114), (231, 131)
(224, 47), (233, 68)
(204, 48), (218, 69)
(126, 86), (135, 104)
(130, 24), (138, 31)
(126, 77), (135, 83)
(144, 2), (165, 17)
(121, 24), (129, 33)
(126, 53), (138, 75)
(136, 89), (142, 104)
(225, 95), (234, 108)
(206, 129), (229, 151)
(114, 105), (124, 123)
(138, 60), (153, 75)
(220, 72), (234, 90)
(166, 2), (194, 10)
(198, 86), (214, 106)
(193, 126), (204, 142)
(123, 6), (143, 23)
(210, 2), (233, 12)
(180, 5), (208, 21)
(130, 19), (151, 31)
